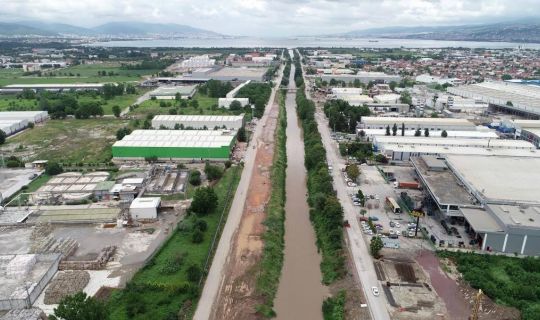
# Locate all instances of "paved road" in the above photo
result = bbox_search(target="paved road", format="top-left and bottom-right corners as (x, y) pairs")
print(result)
(120, 91), (150, 116)
(298, 51), (390, 320)
(193, 60), (285, 320)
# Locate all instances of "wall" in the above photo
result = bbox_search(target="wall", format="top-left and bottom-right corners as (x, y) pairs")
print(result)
(112, 145), (231, 160)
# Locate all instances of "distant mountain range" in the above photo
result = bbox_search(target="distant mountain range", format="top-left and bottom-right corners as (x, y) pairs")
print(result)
(341, 20), (540, 43)
(0, 21), (221, 37)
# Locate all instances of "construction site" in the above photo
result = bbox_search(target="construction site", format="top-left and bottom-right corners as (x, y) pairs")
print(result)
(0, 162), (200, 316)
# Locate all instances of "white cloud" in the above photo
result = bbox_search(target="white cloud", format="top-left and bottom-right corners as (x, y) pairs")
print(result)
(0, 0), (537, 36)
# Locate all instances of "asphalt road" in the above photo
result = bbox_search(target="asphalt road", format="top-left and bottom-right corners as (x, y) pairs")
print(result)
(193, 60), (285, 320)
(298, 51), (391, 320)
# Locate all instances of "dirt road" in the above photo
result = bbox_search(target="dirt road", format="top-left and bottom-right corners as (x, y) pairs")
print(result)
(274, 61), (329, 319)
(194, 62), (284, 320)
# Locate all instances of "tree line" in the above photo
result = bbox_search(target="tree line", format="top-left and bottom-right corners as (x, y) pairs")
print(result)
(323, 99), (371, 133)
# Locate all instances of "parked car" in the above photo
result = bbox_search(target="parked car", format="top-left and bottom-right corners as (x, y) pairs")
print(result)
(353, 201), (361, 206)
(389, 234), (399, 239)
(389, 221), (395, 227)
(371, 287), (380, 297)
(369, 216), (379, 221)
(395, 222), (401, 228)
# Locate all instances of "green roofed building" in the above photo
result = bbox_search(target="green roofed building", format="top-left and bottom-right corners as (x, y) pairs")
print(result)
(112, 129), (237, 161)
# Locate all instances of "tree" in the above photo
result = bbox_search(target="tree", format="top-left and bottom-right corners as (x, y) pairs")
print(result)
(49, 292), (107, 320)
(229, 100), (242, 111)
(45, 162), (63, 175)
(359, 130), (366, 138)
(191, 229), (204, 243)
(414, 128), (421, 137)
(189, 170), (201, 186)
(385, 125), (390, 136)
(190, 187), (218, 215)
(116, 127), (131, 140)
(357, 189), (366, 206)
(424, 128), (430, 137)
(346, 164), (360, 182)
(400, 91), (412, 105)
(0, 129), (5, 145)
(112, 105), (121, 118)
(237, 126), (247, 142)
(401, 123), (405, 136)
(441, 130), (448, 138)
(501, 74), (512, 81)
(191, 99), (199, 109)
(370, 236), (383, 258)
(392, 123), (397, 136)
(186, 264), (202, 282)
(204, 162), (223, 181)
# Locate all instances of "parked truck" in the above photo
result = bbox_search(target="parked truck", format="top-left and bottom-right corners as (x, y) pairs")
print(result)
(393, 181), (421, 189)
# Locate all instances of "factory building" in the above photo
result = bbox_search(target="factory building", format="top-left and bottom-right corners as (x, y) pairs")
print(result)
(0, 111), (48, 136)
(209, 67), (267, 82)
(0, 83), (104, 93)
(151, 114), (245, 130)
(357, 128), (498, 140)
(309, 71), (401, 84)
(447, 81), (540, 118)
(180, 55), (216, 68)
(218, 98), (250, 109)
(148, 85), (197, 100)
(130, 197), (161, 220)
(508, 119), (540, 148)
(358, 116), (476, 131)
(373, 136), (534, 151)
(412, 155), (540, 256)
(112, 130), (237, 161)
(381, 144), (540, 162)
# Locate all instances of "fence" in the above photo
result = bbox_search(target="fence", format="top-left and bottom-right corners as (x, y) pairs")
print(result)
(0, 253), (61, 310)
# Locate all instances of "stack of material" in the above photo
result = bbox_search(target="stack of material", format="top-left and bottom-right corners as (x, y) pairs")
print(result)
(6, 254), (37, 277)
(44, 271), (90, 304)
(59, 246), (116, 270)
(0, 308), (47, 320)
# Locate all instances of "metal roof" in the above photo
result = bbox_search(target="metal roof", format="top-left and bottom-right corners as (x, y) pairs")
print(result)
(361, 116), (475, 126)
(131, 197), (161, 209)
(152, 114), (244, 122)
(114, 129), (236, 148)
(383, 144), (540, 157)
(150, 85), (197, 96)
(374, 136), (535, 149)
(461, 208), (504, 233)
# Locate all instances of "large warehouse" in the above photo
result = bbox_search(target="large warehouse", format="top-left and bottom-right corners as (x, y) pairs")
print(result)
(148, 85), (197, 100)
(447, 81), (540, 118)
(358, 116), (476, 131)
(373, 136), (535, 151)
(0, 111), (48, 136)
(309, 71), (401, 84)
(151, 114), (245, 130)
(112, 130), (237, 160)
(357, 128), (498, 139)
(0, 83), (104, 93)
(510, 119), (540, 148)
(209, 67), (267, 82)
(382, 144), (540, 161)
(412, 155), (540, 255)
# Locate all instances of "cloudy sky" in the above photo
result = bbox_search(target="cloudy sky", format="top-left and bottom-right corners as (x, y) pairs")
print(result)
(0, 0), (538, 36)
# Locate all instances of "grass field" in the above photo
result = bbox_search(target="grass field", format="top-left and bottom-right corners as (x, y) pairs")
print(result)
(129, 93), (224, 117)
(0, 63), (162, 86)
(0, 118), (128, 163)
(0, 94), (39, 111)
(107, 166), (243, 320)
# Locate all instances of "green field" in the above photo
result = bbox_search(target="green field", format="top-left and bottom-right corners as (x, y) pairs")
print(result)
(0, 95), (39, 111)
(129, 93), (225, 117)
(0, 63), (162, 86)
(1, 118), (128, 163)
(108, 166), (243, 320)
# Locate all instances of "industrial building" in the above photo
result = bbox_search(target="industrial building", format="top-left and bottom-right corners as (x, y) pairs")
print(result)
(130, 197), (161, 220)
(0, 111), (48, 136)
(412, 155), (540, 255)
(209, 67), (267, 82)
(180, 55), (216, 68)
(357, 128), (498, 140)
(447, 81), (540, 118)
(0, 84), (104, 93)
(151, 114), (244, 130)
(508, 119), (540, 148)
(373, 136), (535, 151)
(112, 129), (237, 161)
(148, 85), (197, 100)
(358, 116), (476, 131)
(309, 71), (401, 84)
(218, 98), (250, 109)
(381, 144), (540, 161)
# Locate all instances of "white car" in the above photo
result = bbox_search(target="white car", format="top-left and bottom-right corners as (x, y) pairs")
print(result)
(371, 286), (380, 297)
(395, 222), (401, 228)
(375, 194), (380, 200)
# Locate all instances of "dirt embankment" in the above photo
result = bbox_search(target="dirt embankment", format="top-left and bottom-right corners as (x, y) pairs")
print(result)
(211, 98), (280, 320)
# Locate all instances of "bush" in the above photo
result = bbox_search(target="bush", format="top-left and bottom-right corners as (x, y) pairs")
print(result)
(186, 264), (202, 283)
(45, 162), (63, 175)
(190, 187), (218, 215)
(193, 219), (208, 232)
(189, 170), (201, 186)
(322, 291), (346, 320)
(191, 229), (204, 243)
(204, 162), (223, 181)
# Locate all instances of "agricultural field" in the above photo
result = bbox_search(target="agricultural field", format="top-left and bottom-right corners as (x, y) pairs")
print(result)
(0, 118), (128, 164)
(129, 93), (225, 118)
(107, 166), (242, 320)
(0, 62), (162, 86)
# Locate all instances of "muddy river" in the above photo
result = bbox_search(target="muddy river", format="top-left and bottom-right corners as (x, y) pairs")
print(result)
(274, 62), (329, 320)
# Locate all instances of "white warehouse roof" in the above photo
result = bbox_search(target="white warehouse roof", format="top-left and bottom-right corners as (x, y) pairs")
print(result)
(373, 136), (535, 149)
(358, 129), (498, 139)
(152, 114), (244, 129)
(360, 116), (475, 127)
(381, 144), (540, 158)
(130, 197), (161, 209)
(114, 129), (237, 148)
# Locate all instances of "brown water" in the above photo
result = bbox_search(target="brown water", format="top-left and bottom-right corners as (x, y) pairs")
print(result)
(274, 62), (328, 320)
